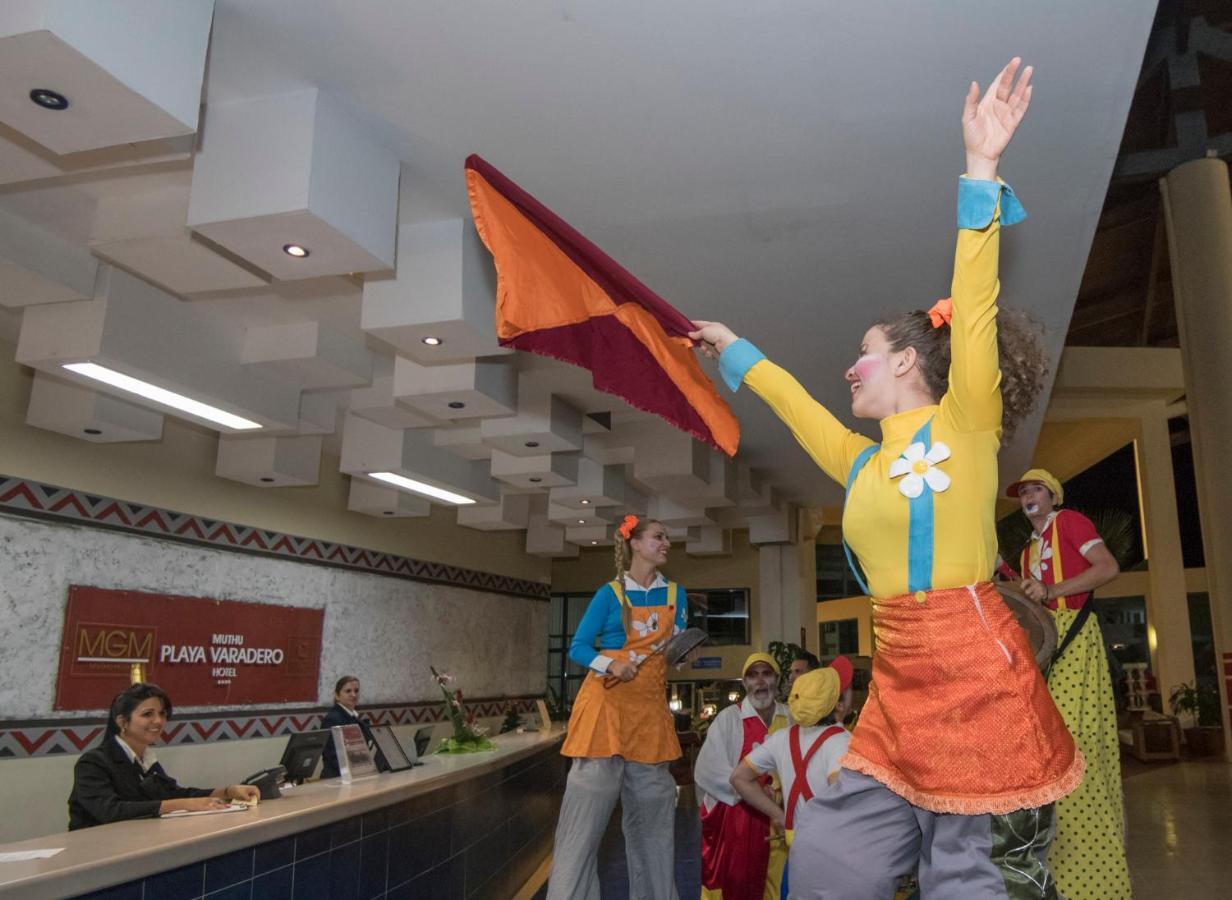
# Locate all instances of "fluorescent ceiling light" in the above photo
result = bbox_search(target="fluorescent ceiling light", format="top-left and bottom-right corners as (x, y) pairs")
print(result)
(367, 471), (476, 506)
(62, 362), (262, 431)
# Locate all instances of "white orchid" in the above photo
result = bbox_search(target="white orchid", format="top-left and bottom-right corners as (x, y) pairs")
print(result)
(629, 650), (648, 665)
(888, 441), (952, 499)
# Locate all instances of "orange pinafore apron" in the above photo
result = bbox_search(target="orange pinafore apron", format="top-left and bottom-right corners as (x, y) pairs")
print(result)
(838, 423), (1083, 816)
(561, 581), (682, 765)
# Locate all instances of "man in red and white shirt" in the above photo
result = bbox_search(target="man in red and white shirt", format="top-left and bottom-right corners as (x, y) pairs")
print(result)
(1002, 469), (1132, 899)
(1006, 468), (1119, 609)
(694, 653), (789, 900)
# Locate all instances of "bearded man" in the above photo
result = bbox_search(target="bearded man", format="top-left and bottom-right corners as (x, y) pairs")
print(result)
(694, 652), (789, 900)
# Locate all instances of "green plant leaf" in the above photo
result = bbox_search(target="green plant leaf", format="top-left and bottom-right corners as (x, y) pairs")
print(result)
(997, 505), (1138, 572)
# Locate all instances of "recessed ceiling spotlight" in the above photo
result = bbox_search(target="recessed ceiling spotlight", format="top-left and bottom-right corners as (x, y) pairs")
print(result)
(447, 401), (466, 410)
(421, 336), (443, 346)
(83, 427), (102, 436)
(29, 88), (69, 111)
(525, 441), (539, 448)
(529, 477), (542, 483)
(580, 499), (590, 505)
(260, 477), (275, 483)
(577, 519), (586, 525)
(282, 243), (309, 258)
(590, 540), (598, 545)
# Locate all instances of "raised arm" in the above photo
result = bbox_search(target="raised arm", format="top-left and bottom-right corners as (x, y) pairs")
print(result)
(943, 59), (1033, 435)
(690, 322), (873, 485)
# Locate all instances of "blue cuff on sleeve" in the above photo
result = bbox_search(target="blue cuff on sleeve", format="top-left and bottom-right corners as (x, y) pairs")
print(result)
(718, 338), (766, 392)
(957, 177), (1027, 229)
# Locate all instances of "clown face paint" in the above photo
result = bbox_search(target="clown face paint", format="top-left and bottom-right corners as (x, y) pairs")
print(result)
(846, 327), (896, 418)
(852, 355), (883, 381)
(1018, 482), (1054, 518)
(743, 662), (779, 711)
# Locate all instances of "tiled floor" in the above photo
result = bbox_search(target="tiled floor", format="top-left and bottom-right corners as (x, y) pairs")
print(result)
(593, 786), (701, 898)
(530, 786), (701, 900)
(1124, 756), (1232, 896)
(535, 757), (1232, 898)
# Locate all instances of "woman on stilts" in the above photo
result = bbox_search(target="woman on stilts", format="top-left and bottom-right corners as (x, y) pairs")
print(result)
(1003, 469), (1132, 899)
(691, 59), (1083, 899)
(545, 515), (688, 900)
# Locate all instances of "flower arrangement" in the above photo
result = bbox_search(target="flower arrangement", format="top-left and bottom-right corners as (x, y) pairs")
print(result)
(499, 702), (523, 734)
(430, 666), (495, 753)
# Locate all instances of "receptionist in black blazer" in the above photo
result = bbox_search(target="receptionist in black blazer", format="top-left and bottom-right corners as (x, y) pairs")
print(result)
(319, 675), (379, 778)
(68, 682), (260, 830)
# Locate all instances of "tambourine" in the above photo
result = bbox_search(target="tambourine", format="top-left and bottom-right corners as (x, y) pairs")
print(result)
(602, 627), (708, 689)
(995, 583), (1058, 669)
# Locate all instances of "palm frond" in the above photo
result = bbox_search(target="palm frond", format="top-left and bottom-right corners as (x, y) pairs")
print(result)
(996, 505), (1138, 571)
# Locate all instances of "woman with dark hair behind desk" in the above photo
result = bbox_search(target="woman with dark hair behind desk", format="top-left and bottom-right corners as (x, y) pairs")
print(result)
(319, 675), (378, 778)
(68, 683), (259, 830)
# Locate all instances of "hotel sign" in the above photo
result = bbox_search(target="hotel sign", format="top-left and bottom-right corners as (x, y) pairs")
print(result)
(55, 585), (324, 711)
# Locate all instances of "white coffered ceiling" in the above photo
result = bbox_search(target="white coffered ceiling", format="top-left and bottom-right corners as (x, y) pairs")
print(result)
(0, 0), (1158, 556)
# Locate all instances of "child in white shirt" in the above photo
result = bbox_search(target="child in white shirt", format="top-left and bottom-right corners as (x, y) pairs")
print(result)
(730, 657), (854, 898)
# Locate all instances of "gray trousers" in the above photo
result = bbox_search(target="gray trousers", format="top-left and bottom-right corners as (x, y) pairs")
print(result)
(546, 756), (681, 900)
(788, 770), (1057, 900)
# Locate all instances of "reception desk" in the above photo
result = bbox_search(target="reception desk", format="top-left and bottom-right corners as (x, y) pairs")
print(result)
(0, 728), (567, 900)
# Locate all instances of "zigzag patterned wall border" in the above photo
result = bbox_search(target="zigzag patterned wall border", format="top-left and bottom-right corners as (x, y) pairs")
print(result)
(0, 475), (550, 601)
(0, 697), (542, 759)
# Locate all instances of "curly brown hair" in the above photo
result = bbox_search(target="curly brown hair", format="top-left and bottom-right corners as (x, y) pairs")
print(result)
(876, 306), (1047, 441)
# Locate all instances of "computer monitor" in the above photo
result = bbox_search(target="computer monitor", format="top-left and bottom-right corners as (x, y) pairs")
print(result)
(413, 726), (434, 759)
(369, 725), (418, 772)
(279, 729), (331, 784)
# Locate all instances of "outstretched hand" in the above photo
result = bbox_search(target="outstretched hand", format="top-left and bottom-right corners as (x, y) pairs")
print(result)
(963, 58), (1033, 180)
(688, 320), (739, 360)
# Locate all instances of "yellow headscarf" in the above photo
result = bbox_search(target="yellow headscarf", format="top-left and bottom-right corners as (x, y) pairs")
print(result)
(787, 668), (840, 727)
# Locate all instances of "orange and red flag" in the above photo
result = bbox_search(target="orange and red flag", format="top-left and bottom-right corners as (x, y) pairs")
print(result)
(465, 155), (739, 456)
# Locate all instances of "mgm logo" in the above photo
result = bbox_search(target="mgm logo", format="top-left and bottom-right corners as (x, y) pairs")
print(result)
(72, 623), (155, 672)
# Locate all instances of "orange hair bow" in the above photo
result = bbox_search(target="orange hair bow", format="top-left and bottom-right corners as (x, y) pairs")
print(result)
(618, 515), (639, 540)
(928, 298), (952, 329)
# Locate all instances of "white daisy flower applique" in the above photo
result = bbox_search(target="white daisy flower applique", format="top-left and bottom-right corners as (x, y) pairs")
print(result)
(888, 441), (952, 499)
(628, 650), (648, 665)
(1030, 543), (1053, 580)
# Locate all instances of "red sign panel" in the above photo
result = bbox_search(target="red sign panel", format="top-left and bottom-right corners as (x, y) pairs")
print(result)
(55, 585), (324, 711)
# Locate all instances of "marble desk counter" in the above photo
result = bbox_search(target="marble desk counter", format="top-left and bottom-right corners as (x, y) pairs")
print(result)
(0, 727), (565, 899)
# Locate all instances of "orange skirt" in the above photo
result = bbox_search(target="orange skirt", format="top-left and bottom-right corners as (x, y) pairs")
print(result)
(842, 581), (1085, 815)
(561, 653), (681, 765)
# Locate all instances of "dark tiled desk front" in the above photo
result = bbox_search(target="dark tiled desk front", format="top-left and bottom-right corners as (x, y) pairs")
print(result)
(0, 730), (566, 900)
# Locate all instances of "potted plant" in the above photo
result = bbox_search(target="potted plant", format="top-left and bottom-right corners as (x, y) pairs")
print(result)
(498, 703), (523, 734)
(768, 640), (807, 678)
(1169, 681), (1226, 757)
(544, 685), (568, 721)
